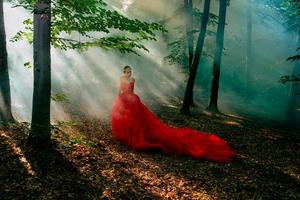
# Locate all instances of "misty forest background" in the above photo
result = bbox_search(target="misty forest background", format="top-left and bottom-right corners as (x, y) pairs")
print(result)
(2, 0), (299, 126)
(0, 0), (299, 199)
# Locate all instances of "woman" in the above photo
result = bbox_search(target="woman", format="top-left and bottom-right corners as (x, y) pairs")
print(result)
(112, 65), (236, 162)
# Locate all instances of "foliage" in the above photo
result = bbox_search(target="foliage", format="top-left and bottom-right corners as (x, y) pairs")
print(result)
(51, 93), (69, 103)
(287, 54), (300, 62)
(23, 61), (32, 68)
(287, 47), (300, 63)
(279, 74), (300, 83)
(55, 119), (82, 126)
(9, 0), (166, 54)
(165, 38), (187, 65)
(10, 19), (33, 43)
(192, 8), (219, 27)
(262, 0), (300, 30)
(281, 41), (300, 83)
(165, 5), (219, 66)
(260, 0), (300, 83)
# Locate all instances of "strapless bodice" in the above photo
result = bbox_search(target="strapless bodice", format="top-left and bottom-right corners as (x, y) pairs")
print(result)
(121, 82), (134, 94)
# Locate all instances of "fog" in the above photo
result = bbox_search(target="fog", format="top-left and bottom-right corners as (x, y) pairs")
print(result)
(3, 0), (299, 124)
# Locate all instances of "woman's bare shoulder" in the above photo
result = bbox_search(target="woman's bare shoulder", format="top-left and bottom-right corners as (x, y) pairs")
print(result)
(119, 76), (125, 81)
(119, 76), (135, 83)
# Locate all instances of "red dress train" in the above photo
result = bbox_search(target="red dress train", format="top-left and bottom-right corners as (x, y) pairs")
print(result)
(111, 82), (236, 162)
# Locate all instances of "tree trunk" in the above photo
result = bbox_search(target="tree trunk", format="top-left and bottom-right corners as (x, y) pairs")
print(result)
(28, 1), (52, 148)
(244, 0), (252, 100)
(185, 0), (194, 67)
(181, 0), (211, 115)
(184, 0), (196, 107)
(287, 19), (300, 127)
(0, 0), (14, 123)
(207, 0), (227, 112)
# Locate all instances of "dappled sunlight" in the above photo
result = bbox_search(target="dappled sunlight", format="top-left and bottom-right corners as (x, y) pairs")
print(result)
(101, 169), (118, 182)
(202, 110), (214, 117)
(106, 145), (163, 172)
(165, 103), (179, 108)
(1, 113), (298, 199)
(275, 166), (300, 181)
(128, 167), (213, 200)
(238, 152), (300, 193)
(263, 132), (283, 140)
(223, 120), (241, 126)
(0, 131), (36, 176)
(105, 144), (215, 200)
(226, 113), (245, 120)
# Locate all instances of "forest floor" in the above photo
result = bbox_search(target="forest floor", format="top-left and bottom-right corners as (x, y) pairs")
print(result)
(0, 105), (299, 200)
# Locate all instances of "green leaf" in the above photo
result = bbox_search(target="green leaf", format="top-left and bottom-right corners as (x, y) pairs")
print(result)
(23, 61), (32, 69)
(51, 93), (69, 103)
(10, 0), (166, 54)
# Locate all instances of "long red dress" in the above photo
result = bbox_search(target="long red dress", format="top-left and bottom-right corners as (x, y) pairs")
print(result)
(111, 81), (236, 162)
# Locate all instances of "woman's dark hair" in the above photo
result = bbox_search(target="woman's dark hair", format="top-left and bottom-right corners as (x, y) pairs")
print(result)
(123, 65), (131, 72)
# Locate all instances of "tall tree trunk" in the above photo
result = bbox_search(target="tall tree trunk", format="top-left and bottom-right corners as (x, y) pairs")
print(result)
(244, 0), (252, 100)
(287, 19), (300, 127)
(184, 0), (196, 106)
(28, 1), (52, 147)
(0, 0), (14, 123)
(181, 0), (211, 115)
(185, 0), (194, 67)
(207, 0), (227, 112)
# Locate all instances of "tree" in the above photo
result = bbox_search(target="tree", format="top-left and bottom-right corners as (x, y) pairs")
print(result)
(244, 0), (253, 99)
(207, 0), (227, 112)
(185, 0), (194, 67)
(27, 1), (52, 147)
(286, 20), (300, 125)
(11, 0), (165, 147)
(180, 0), (211, 115)
(266, 0), (300, 124)
(0, 0), (14, 123)
(184, 0), (196, 106)
(164, 1), (218, 114)
(164, 3), (218, 66)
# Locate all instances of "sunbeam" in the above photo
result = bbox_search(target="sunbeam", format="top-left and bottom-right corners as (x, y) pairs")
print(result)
(0, 131), (36, 176)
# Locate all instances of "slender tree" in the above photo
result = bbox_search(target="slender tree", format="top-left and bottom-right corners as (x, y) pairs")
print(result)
(207, 0), (227, 112)
(27, 0), (51, 147)
(185, 0), (194, 67)
(180, 0), (211, 115)
(287, 2), (300, 125)
(287, 20), (300, 125)
(244, 0), (253, 100)
(184, 0), (196, 106)
(0, 0), (14, 123)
